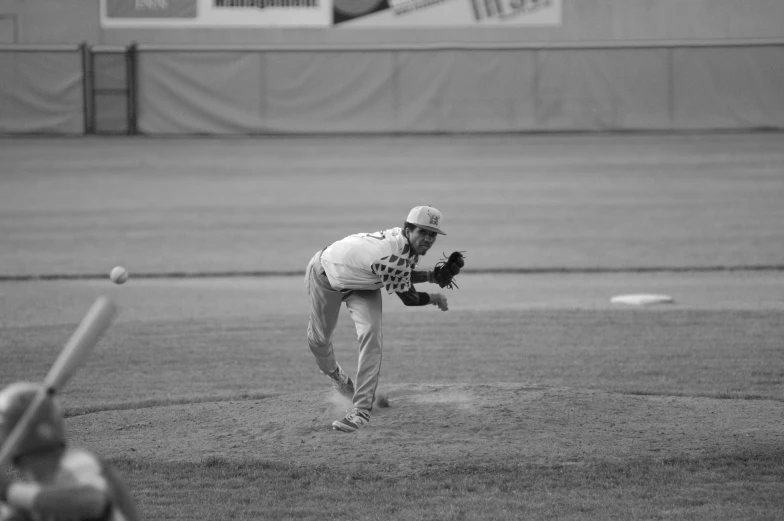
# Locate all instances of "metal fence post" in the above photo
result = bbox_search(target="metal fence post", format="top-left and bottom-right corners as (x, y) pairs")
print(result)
(533, 48), (541, 129)
(126, 41), (139, 135)
(667, 47), (675, 129)
(80, 41), (95, 135)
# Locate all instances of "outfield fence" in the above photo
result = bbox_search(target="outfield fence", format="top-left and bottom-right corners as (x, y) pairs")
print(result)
(1, 40), (783, 135)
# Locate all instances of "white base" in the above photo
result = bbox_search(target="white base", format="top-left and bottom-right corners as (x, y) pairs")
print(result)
(610, 294), (675, 306)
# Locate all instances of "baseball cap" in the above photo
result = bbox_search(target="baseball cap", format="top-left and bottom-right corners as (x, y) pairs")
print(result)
(0, 382), (66, 460)
(406, 206), (446, 235)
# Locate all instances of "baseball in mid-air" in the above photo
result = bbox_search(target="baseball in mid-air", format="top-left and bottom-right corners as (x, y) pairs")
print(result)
(109, 266), (129, 285)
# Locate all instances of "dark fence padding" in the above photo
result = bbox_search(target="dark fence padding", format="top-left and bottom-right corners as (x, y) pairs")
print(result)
(0, 48), (83, 134)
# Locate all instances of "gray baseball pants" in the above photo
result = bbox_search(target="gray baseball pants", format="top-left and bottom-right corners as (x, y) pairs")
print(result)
(305, 250), (382, 414)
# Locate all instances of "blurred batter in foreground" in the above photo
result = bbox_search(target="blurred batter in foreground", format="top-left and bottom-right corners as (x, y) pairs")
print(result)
(0, 382), (140, 521)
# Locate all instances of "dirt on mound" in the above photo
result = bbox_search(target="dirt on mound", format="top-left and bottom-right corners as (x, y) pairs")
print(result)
(66, 384), (784, 477)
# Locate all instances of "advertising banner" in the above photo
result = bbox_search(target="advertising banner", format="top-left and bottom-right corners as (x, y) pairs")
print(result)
(100, 0), (561, 27)
(334, 0), (561, 26)
(101, 0), (329, 27)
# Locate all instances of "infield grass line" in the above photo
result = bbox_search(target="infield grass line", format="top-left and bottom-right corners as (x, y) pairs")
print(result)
(63, 391), (278, 418)
(2, 265), (784, 282)
(64, 388), (784, 420)
(618, 389), (784, 402)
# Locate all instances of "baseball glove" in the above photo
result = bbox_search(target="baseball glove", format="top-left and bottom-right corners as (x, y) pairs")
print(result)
(431, 251), (465, 290)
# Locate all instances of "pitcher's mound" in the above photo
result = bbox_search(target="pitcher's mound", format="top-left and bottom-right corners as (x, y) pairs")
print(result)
(67, 383), (783, 476)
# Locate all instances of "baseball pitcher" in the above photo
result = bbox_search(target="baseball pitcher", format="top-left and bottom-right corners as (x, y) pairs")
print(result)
(305, 206), (466, 433)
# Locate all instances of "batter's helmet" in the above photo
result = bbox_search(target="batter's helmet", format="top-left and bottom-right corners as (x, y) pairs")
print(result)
(0, 382), (65, 461)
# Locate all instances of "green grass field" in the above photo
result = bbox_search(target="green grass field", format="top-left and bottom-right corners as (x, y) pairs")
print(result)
(1, 134), (783, 520)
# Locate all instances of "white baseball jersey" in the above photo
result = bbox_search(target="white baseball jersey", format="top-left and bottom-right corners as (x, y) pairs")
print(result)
(321, 227), (420, 294)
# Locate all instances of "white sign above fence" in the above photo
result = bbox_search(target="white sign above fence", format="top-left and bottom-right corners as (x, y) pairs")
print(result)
(100, 0), (562, 27)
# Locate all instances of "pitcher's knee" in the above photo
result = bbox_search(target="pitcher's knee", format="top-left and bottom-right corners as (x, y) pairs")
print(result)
(356, 327), (382, 349)
(308, 323), (331, 348)
(308, 337), (330, 354)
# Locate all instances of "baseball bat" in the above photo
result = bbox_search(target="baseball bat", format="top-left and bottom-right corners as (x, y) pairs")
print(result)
(0, 296), (117, 468)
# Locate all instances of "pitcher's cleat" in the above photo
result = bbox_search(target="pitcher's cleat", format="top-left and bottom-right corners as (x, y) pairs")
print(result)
(332, 410), (370, 433)
(324, 364), (354, 399)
